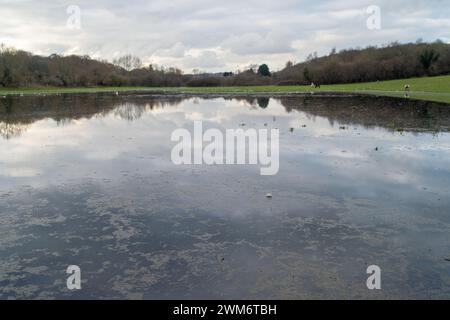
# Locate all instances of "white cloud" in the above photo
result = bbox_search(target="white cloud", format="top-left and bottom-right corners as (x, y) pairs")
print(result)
(184, 50), (225, 69)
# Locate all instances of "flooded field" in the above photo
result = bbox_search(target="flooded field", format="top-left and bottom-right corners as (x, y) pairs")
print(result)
(0, 93), (449, 299)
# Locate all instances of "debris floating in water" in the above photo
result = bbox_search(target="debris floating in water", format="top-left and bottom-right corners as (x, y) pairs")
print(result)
(375, 147), (379, 151)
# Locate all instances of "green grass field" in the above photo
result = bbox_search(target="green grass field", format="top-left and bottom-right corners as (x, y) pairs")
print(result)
(1, 75), (450, 104)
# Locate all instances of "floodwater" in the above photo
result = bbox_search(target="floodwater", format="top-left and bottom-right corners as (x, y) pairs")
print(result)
(0, 93), (449, 299)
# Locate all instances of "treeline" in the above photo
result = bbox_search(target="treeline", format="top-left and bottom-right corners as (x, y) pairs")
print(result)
(0, 44), (185, 87)
(276, 40), (450, 85)
(0, 41), (449, 88)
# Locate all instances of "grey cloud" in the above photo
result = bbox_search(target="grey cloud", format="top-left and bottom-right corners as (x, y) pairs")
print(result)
(0, 0), (448, 71)
(222, 32), (296, 55)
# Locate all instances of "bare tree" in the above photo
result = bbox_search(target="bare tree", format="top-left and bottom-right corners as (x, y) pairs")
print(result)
(113, 54), (142, 71)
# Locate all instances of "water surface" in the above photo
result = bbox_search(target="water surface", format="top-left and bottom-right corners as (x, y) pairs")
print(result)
(0, 94), (449, 299)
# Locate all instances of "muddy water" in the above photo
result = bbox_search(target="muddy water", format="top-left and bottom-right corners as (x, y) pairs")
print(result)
(0, 94), (449, 299)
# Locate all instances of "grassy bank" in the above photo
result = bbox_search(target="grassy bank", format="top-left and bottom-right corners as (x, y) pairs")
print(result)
(1, 75), (450, 104)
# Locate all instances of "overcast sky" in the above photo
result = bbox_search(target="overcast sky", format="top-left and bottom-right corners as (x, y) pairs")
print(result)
(1, 0), (449, 72)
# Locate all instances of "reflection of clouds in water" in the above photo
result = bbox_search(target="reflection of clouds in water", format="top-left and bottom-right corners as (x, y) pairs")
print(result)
(0, 95), (448, 201)
(1, 167), (41, 178)
(1, 96), (449, 216)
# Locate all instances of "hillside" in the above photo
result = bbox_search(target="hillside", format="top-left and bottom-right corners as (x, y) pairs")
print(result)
(274, 41), (450, 85)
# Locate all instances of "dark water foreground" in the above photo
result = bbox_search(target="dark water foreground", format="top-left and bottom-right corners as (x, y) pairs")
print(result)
(0, 94), (449, 299)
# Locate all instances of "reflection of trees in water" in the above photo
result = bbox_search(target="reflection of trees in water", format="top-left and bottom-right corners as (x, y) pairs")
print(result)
(0, 122), (30, 140)
(0, 94), (184, 139)
(222, 94), (450, 133)
(112, 99), (183, 121)
(113, 102), (146, 121)
(224, 96), (270, 109)
(256, 97), (270, 109)
(276, 95), (450, 133)
(55, 118), (75, 127)
(1, 93), (449, 140)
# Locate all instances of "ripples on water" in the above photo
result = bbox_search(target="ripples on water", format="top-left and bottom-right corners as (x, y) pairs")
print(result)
(0, 93), (449, 299)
